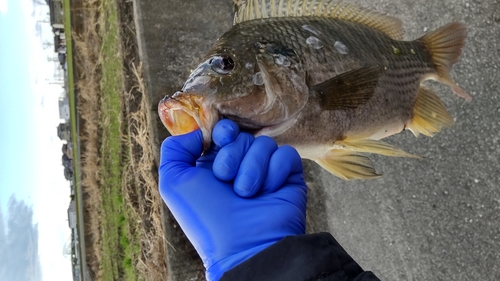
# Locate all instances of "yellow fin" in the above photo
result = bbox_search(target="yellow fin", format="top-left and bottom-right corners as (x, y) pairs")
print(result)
(334, 139), (420, 158)
(419, 22), (471, 101)
(234, 0), (404, 40)
(316, 150), (381, 180)
(408, 86), (454, 137)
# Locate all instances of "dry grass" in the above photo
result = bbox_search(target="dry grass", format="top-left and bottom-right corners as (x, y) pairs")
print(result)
(123, 62), (167, 281)
(71, 0), (167, 279)
(72, 0), (103, 278)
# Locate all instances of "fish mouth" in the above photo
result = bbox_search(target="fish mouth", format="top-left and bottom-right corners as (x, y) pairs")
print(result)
(158, 92), (219, 151)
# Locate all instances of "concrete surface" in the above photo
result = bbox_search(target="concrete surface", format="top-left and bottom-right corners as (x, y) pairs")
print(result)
(133, 1), (233, 280)
(134, 0), (500, 280)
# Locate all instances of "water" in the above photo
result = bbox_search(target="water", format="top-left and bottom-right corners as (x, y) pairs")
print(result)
(334, 40), (348, 54)
(301, 24), (321, 36)
(306, 36), (324, 49)
(274, 54), (291, 67)
(252, 72), (264, 85)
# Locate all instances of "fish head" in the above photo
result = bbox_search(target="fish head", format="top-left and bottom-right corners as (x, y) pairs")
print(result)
(158, 91), (218, 150)
(158, 46), (260, 150)
(159, 41), (309, 151)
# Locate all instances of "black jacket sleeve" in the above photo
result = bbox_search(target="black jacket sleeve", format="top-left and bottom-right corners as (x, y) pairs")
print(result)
(220, 232), (380, 281)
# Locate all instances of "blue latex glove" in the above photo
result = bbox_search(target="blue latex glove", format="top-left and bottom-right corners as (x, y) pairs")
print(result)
(159, 119), (307, 281)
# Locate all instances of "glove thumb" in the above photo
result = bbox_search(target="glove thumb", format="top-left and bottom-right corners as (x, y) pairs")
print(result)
(160, 129), (203, 175)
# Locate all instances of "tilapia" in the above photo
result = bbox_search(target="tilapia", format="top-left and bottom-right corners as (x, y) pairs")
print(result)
(158, 0), (470, 180)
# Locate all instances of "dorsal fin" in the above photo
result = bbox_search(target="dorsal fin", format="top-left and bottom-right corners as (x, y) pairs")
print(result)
(234, 0), (404, 40)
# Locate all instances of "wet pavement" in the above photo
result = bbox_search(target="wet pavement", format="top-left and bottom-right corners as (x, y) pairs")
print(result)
(133, 0), (500, 280)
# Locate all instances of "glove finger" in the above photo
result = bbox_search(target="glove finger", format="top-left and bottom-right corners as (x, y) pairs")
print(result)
(212, 119), (240, 147)
(160, 129), (203, 167)
(213, 132), (254, 182)
(262, 145), (304, 194)
(234, 136), (278, 197)
(159, 129), (204, 187)
(196, 119), (240, 170)
(196, 144), (220, 170)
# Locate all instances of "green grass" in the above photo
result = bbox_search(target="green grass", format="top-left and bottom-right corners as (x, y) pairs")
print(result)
(64, 0), (142, 279)
(99, 0), (140, 280)
(62, 0), (86, 278)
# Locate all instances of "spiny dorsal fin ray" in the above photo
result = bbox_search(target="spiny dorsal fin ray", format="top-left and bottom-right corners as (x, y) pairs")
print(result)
(234, 0), (404, 40)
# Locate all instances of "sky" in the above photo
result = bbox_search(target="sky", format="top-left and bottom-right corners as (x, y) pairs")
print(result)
(0, 0), (73, 280)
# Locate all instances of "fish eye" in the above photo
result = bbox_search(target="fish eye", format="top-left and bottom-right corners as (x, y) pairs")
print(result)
(209, 55), (235, 75)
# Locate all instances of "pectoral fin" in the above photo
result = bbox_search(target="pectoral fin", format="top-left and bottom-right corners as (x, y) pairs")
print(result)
(313, 66), (383, 111)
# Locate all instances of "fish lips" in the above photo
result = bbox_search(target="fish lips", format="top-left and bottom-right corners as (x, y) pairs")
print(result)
(158, 92), (219, 151)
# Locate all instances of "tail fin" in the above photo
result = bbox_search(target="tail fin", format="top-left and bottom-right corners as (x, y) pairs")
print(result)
(419, 22), (471, 101)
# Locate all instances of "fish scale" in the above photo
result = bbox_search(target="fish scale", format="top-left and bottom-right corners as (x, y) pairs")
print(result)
(158, 1), (470, 180)
(221, 16), (433, 87)
(213, 17), (434, 138)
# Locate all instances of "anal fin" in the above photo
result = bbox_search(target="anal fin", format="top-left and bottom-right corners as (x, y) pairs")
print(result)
(408, 86), (454, 137)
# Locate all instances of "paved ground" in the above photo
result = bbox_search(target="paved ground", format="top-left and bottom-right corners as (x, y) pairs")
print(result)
(134, 0), (500, 280)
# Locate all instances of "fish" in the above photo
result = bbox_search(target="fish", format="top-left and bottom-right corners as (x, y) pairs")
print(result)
(158, 0), (471, 180)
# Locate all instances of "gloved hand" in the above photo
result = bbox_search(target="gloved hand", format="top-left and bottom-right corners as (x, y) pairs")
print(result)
(159, 119), (307, 281)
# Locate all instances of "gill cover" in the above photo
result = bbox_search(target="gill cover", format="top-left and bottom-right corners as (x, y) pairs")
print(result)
(216, 41), (309, 135)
